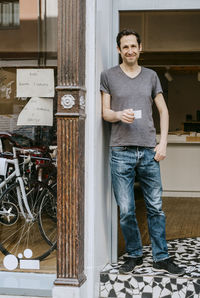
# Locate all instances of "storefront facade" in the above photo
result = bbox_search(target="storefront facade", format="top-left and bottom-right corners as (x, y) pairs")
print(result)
(0, 0), (200, 297)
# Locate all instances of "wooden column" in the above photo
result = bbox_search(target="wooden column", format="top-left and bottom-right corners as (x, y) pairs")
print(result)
(55, 0), (86, 287)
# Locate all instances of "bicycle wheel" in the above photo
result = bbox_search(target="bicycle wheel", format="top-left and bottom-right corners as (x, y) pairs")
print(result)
(0, 181), (57, 261)
(38, 185), (57, 247)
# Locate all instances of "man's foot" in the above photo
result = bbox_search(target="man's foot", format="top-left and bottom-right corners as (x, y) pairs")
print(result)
(119, 256), (143, 274)
(152, 257), (185, 276)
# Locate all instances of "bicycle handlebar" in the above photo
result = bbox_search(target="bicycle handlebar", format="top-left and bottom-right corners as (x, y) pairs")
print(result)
(0, 147), (56, 163)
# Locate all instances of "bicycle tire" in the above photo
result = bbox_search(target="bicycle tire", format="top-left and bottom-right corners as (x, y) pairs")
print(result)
(0, 181), (57, 261)
(38, 184), (57, 247)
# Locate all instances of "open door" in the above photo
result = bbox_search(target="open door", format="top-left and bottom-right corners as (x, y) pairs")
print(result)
(111, 0), (200, 261)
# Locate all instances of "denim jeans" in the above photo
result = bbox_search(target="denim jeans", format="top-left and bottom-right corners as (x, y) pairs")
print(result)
(110, 146), (169, 262)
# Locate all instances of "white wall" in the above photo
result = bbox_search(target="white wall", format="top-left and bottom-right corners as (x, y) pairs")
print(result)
(83, 0), (113, 297)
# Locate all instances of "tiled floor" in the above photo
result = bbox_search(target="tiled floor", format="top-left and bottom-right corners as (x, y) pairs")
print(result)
(100, 238), (200, 297)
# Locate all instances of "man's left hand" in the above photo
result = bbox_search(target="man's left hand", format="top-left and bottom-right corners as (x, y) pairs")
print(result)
(154, 143), (167, 162)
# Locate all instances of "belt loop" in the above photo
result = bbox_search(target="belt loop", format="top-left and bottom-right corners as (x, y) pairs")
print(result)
(137, 147), (139, 159)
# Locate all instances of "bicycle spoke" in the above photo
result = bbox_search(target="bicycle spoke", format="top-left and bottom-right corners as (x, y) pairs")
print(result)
(0, 182), (57, 261)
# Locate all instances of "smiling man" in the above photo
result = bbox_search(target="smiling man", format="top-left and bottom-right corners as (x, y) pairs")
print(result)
(100, 29), (185, 276)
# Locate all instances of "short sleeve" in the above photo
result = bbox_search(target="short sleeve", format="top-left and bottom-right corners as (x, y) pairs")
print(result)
(100, 71), (110, 94)
(152, 72), (163, 99)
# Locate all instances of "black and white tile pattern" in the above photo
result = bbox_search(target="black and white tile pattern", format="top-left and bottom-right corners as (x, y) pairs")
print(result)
(100, 238), (200, 297)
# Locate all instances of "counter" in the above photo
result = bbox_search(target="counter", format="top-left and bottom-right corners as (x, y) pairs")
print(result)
(157, 134), (200, 197)
(157, 134), (200, 144)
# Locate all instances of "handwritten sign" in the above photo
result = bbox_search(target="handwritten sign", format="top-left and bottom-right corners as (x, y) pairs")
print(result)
(17, 97), (53, 126)
(16, 69), (55, 97)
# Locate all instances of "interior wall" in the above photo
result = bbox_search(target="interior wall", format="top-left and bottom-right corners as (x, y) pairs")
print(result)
(120, 11), (200, 52)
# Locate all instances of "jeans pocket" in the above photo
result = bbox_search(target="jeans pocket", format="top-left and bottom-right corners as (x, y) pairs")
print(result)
(144, 147), (157, 161)
(145, 147), (156, 155)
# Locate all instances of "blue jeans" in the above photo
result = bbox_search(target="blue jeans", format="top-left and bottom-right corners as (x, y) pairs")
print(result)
(110, 146), (169, 262)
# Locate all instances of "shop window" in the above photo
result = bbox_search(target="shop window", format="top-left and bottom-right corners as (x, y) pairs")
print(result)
(0, 0), (19, 29)
(0, 67), (57, 273)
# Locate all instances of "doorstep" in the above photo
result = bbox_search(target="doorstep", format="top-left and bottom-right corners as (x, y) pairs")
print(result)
(100, 238), (200, 297)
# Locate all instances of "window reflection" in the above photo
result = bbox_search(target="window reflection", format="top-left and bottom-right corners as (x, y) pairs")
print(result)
(0, 1), (19, 29)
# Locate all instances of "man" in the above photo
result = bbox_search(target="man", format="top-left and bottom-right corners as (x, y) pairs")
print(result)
(100, 29), (185, 276)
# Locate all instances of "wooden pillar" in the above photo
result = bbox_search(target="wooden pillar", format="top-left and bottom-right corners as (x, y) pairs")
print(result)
(55, 0), (86, 287)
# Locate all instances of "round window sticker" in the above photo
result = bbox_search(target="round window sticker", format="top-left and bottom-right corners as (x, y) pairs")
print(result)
(24, 248), (33, 259)
(3, 255), (18, 270)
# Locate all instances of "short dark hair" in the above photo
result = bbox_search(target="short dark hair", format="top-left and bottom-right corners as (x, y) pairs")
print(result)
(116, 29), (141, 49)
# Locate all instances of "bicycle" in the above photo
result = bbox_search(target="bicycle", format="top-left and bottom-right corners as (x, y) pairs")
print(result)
(0, 147), (57, 261)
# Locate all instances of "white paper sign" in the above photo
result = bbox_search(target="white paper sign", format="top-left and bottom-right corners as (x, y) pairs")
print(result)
(17, 97), (53, 126)
(17, 69), (55, 97)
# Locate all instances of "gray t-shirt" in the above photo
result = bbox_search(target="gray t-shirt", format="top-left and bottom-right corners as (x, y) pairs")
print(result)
(100, 65), (163, 147)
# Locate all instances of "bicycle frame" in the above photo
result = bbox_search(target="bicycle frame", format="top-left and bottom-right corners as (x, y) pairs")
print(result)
(0, 147), (34, 220)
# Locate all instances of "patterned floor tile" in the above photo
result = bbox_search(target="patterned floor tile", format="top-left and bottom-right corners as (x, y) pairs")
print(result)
(100, 237), (200, 297)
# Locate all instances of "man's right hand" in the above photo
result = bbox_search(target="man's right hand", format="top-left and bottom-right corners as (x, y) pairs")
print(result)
(102, 92), (135, 123)
(117, 109), (135, 123)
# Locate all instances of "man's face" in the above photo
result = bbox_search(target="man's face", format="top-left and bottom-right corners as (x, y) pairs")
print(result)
(118, 34), (142, 65)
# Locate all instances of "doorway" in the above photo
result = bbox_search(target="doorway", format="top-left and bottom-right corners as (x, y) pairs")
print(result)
(111, 3), (200, 261)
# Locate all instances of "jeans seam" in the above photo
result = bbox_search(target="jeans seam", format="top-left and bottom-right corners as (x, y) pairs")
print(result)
(154, 256), (170, 262)
(124, 254), (143, 259)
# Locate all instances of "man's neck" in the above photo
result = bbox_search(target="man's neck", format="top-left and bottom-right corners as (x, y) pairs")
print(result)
(120, 63), (141, 78)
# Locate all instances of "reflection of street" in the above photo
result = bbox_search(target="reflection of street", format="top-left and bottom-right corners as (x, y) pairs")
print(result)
(0, 81), (14, 99)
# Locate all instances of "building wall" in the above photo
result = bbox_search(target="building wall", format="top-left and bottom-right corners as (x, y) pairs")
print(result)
(83, 0), (113, 297)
